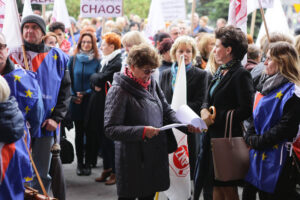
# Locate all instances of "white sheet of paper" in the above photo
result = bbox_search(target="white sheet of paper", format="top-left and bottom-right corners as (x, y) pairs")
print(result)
(175, 104), (208, 131)
(159, 123), (187, 131)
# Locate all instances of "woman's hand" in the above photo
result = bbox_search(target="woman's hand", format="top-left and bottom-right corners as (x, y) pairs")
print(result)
(95, 86), (102, 92)
(200, 108), (215, 127)
(144, 126), (160, 139)
(187, 125), (201, 133)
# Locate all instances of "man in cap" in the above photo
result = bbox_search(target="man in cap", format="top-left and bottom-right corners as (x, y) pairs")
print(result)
(9, 14), (71, 193)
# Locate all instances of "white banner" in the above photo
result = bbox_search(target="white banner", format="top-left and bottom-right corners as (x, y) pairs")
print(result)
(52, 0), (71, 28)
(80, 0), (122, 18)
(247, 0), (274, 15)
(228, 0), (247, 33)
(161, 0), (185, 22)
(31, 0), (54, 4)
(164, 56), (191, 200)
(0, 0), (4, 32)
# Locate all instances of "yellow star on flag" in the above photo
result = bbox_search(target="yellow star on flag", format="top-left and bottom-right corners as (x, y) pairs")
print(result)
(14, 75), (21, 82)
(273, 144), (279, 149)
(254, 153), (257, 158)
(25, 89), (33, 98)
(25, 106), (30, 114)
(275, 91), (283, 99)
(24, 176), (33, 182)
(262, 152), (267, 161)
(53, 54), (58, 60)
(51, 107), (54, 112)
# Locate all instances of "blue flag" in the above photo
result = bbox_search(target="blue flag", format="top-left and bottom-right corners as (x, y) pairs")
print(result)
(0, 136), (33, 200)
(4, 67), (44, 138)
(245, 82), (294, 193)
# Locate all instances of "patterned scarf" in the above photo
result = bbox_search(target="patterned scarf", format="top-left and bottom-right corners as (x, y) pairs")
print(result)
(212, 59), (239, 82)
(124, 67), (151, 90)
(171, 62), (192, 90)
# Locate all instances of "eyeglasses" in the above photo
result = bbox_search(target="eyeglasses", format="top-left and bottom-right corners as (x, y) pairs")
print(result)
(142, 68), (155, 75)
(81, 41), (92, 45)
(0, 43), (7, 50)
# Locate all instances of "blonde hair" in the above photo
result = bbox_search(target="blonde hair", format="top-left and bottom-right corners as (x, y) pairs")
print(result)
(294, 35), (300, 56)
(170, 35), (198, 63)
(269, 41), (300, 85)
(121, 31), (147, 47)
(206, 49), (220, 75)
(0, 76), (10, 102)
(197, 33), (215, 60)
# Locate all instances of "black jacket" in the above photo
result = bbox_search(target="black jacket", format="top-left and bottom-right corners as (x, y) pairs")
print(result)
(202, 62), (254, 138)
(104, 73), (181, 198)
(0, 96), (24, 143)
(85, 53), (122, 132)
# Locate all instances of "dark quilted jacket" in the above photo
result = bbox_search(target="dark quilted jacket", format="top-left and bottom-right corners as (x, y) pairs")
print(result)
(104, 72), (179, 198)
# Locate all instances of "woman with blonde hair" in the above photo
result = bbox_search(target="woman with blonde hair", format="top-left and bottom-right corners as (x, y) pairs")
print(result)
(160, 35), (211, 180)
(245, 41), (300, 199)
(197, 33), (215, 69)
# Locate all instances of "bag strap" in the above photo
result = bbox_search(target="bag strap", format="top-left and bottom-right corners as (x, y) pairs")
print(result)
(23, 131), (49, 197)
(224, 110), (234, 139)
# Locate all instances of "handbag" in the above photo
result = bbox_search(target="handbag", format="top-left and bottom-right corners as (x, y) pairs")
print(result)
(211, 110), (249, 182)
(60, 136), (74, 164)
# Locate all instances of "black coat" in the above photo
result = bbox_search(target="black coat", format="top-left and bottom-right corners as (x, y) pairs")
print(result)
(85, 53), (122, 132)
(159, 66), (211, 178)
(104, 73), (181, 198)
(0, 96), (24, 143)
(202, 62), (254, 138)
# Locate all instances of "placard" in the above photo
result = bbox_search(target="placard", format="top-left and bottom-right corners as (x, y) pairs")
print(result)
(80, 0), (123, 18)
(31, 0), (54, 4)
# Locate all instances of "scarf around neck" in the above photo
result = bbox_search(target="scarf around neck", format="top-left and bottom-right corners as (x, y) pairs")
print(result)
(100, 49), (121, 71)
(259, 73), (289, 95)
(171, 62), (192, 90)
(124, 67), (151, 90)
(79, 49), (94, 61)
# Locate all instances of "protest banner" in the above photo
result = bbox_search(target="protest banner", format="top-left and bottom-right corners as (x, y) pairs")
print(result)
(80, 0), (123, 18)
(31, 0), (54, 4)
(0, 0), (4, 32)
(161, 0), (185, 22)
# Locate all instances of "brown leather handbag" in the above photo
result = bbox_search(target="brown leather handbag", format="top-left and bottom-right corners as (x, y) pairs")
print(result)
(211, 110), (249, 182)
(23, 133), (57, 200)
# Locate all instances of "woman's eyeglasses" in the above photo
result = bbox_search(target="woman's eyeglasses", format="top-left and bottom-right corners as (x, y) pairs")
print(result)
(81, 41), (92, 45)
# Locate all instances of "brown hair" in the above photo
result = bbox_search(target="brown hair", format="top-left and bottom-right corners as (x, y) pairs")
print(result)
(197, 33), (215, 60)
(102, 32), (121, 50)
(215, 25), (248, 60)
(269, 41), (300, 85)
(42, 32), (59, 45)
(127, 43), (161, 69)
(74, 27), (99, 59)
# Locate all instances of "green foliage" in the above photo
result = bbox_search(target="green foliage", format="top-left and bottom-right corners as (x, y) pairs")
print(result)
(65, 0), (80, 19)
(124, 0), (151, 19)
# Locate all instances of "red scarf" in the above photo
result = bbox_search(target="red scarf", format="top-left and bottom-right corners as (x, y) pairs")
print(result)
(124, 67), (151, 90)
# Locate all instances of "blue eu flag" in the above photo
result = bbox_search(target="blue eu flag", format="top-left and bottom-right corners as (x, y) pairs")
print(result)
(245, 82), (294, 193)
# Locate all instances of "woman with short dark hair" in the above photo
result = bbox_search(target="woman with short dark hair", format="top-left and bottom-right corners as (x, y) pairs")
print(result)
(104, 43), (200, 200)
(200, 25), (254, 199)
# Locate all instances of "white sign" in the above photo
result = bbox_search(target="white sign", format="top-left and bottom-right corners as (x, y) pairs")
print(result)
(161, 0), (185, 22)
(80, 0), (122, 18)
(31, 0), (54, 4)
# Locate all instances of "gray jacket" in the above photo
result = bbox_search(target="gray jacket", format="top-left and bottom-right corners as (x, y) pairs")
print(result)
(104, 72), (180, 198)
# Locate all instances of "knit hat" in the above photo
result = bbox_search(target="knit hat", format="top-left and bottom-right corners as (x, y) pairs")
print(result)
(21, 15), (46, 35)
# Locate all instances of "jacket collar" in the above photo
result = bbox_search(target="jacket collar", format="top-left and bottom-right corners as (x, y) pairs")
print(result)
(1, 58), (15, 75)
(24, 40), (51, 53)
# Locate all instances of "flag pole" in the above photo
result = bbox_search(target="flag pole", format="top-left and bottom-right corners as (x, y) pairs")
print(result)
(42, 5), (46, 22)
(190, 0), (196, 35)
(69, 25), (76, 47)
(258, 0), (270, 42)
(250, 10), (257, 37)
(155, 192), (159, 200)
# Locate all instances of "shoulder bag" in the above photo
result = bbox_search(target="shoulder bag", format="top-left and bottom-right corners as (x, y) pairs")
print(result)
(211, 110), (250, 182)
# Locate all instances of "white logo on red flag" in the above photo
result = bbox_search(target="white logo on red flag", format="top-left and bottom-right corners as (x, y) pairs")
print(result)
(0, 0), (4, 32)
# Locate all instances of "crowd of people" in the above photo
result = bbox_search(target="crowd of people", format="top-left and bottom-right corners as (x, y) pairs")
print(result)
(0, 9), (299, 200)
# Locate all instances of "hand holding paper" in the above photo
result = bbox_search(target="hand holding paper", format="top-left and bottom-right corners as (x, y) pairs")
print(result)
(175, 105), (208, 132)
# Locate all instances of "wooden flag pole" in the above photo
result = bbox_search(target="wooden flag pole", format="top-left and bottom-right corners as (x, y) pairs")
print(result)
(258, 0), (270, 42)
(155, 192), (159, 200)
(190, 0), (196, 35)
(69, 26), (76, 47)
(42, 5), (46, 22)
(21, 45), (29, 70)
(250, 10), (257, 37)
